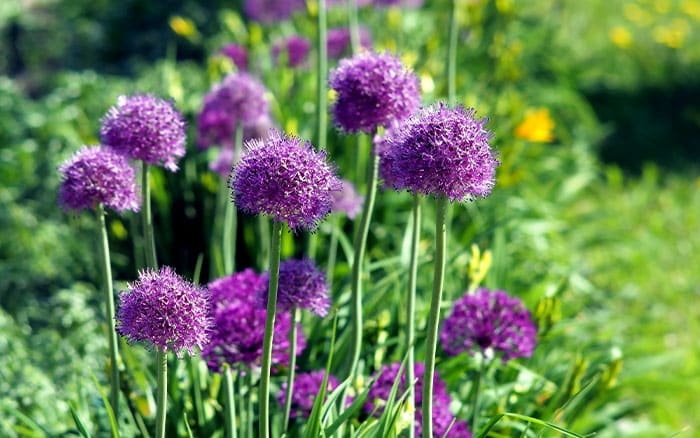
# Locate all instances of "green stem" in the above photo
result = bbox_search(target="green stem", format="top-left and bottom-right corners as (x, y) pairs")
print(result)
(142, 162), (158, 268)
(447, 0), (458, 106)
(225, 366), (238, 438)
(470, 358), (486, 433)
(316, 0), (328, 151)
(257, 216), (270, 270)
(224, 125), (243, 274)
(422, 196), (449, 438)
(259, 221), (283, 438)
(246, 372), (254, 438)
(348, 0), (360, 54)
(97, 204), (120, 420)
(188, 358), (205, 430)
(325, 215), (340, 284)
(406, 196), (421, 438)
(155, 349), (168, 438)
(282, 307), (300, 433)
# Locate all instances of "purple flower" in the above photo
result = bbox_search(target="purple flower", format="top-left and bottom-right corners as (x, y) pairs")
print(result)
(326, 26), (373, 60)
(441, 288), (537, 363)
(277, 370), (339, 419)
(197, 73), (270, 149)
(329, 51), (420, 133)
(331, 179), (363, 219)
(365, 362), (469, 437)
(272, 35), (311, 68)
(373, 0), (424, 7)
(378, 103), (499, 201)
(219, 44), (249, 71)
(58, 146), (140, 213)
(202, 269), (305, 371)
(116, 266), (211, 358)
(231, 130), (342, 231)
(261, 258), (331, 316)
(244, 0), (306, 24)
(100, 94), (186, 171)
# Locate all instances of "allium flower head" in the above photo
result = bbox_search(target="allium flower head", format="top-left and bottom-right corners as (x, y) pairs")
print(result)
(276, 370), (339, 419)
(365, 362), (470, 437)
(261, 258), (331, 316)
(219, 44), (249, 71)
(244, 0), (306, 23)
(329, 51), (419, 133)
(117, 266), (211, 357)
(272, 35), (311, 68)
(197, 73), (269, 149)
(378, 103), (499, 201)
(231, 130), (342, 231)
(100, 94), (186, 171)
(58, 146), (140, 213)
(202, 269), (305, 371)
(441, 288), (537, 363)
(331, 179), (363, 219)
(326, 26), (373, 59)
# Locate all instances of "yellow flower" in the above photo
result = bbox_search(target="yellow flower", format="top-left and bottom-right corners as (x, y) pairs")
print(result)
(653, 22), (688, 48)
(515, 108), (555, 142)
(682, 0), (700, 20)
(610, 26), (633, 48)
(169, 16), (199, 41)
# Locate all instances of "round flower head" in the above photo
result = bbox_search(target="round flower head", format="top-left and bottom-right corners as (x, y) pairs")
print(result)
(100, 94), (186, 171)
(379, 103), (499, 201)
(58, 145), (140, 213)
(329, 51), (419, 133)
(202, 269), (305, 371)
(260, 258), (331, 316)
(231, 130), (342, 231)
(197, 73), (269, 149)
(219, 43), (249, 71)
(326, 26), (373, 59)
(440, 288), (537, 363)
(244, 0), (306, 23)
(272, 35), (311, 68)
(116, 266), (211, 357)
(365, 362), (469, 437)
(331, 179), (363, 219)
(276, 370), (339, 419)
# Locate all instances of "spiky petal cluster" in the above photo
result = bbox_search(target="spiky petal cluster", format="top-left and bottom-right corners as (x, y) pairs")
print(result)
(219, 44), (249, 71)
(197, 73), (269, 149)
(116, 267), (211, 358)
(202, 269), (305, 372)
(260, 258), (331, 316)
(276, 370), (339, 419)
(58, 146), (140, 213)
(365, 362), (471, 437)
(330, 51), (419, 133)
(272, 35), (311, 68)
(231, 130), (342, 231)
(331, 179), (363, 219)
(378, 103), (499, 201)
(326, 26), (373, 59)
(441, 288), (537, 363)
(244, 0), (306, 24)
(100, 94), (186, 171)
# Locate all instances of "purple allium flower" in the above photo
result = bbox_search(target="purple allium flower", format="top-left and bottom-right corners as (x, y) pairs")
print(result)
(219, 44), (249, 71)
(277, 370), (339, 419)
(58, 146), (140, 213)
(326, 26), (373, 60)
(272, 35), (311, 68)
(365, 362), (469, 437)
(441, 288), (537, 363)
(331, 179), (363, 219)
(100, 94), (186, 171)
(329, 51), (420, 134)
(231, 130), (342, 231)
(202, 269), (305, 372)
(373, 0), (424, 7)
(261, 258), (331, 316)
(116, 266), (211, 358)
(244, 0), (306, 24)
(197, 73), (270, 149)
(378, 103), (499, 202)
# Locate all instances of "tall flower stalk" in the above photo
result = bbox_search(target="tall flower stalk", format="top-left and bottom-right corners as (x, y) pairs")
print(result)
(317, 0), (328, 151)
(406, 195), (421, 437)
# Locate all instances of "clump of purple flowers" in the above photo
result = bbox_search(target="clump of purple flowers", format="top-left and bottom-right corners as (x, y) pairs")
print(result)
(326, 26), (373, 59)
(244, 0), (306, 24)
(219, 44), (249, 71)
(230, 130), (342, 231)
(58, 146), (140, 213)
(197, 73), (269, 149)
(276, 370), (339, 419)
(116, 266), (211, 358)
(202, 269), (305, 372)
(331, 179), (363, 219)
(272, 35), (311, 68)
(329, 51), (420, 134)
(378, 103), (499, 202)
(441, 288), (537, 363)
(365, 362), (470, 437)
(261, 258), (331, 317)
(100, 94), (186, 171)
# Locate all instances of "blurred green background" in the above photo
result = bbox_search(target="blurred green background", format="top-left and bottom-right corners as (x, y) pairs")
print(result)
(1, 0), (698, 436)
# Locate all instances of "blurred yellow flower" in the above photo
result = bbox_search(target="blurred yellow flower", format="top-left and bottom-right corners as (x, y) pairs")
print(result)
(653, 21), (688, 48)
(624, 3), (652, 25)
(419, 73), (435, 94)
(682, 0), (700, 20)
(515, 108), (555, 142)
(654, 0), (671, 13)
(169, 16), (199, 41)
(610, 26), (633, 48)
